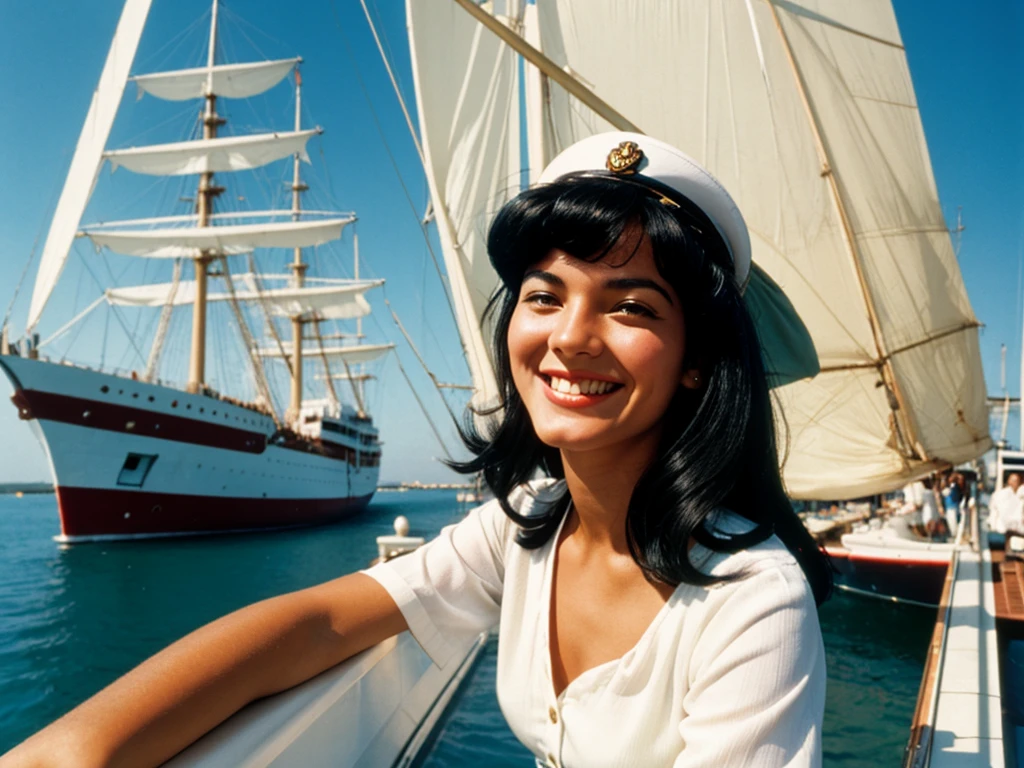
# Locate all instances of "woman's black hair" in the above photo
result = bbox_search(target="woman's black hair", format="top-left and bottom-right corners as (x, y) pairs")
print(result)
(448, 174), (833, 606)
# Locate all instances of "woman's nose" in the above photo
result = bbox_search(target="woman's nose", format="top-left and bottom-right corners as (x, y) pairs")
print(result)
(550, 303), (603, 357)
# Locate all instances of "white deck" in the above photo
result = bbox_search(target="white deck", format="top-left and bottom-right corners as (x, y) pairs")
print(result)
(928, 547), (1004, 766)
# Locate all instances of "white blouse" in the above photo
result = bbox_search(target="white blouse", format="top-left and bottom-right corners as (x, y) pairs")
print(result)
(364, 481), (825, 767)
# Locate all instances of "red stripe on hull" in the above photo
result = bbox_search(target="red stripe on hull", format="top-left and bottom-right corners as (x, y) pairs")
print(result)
(14, 389), (267, 454)
(13, 388), (380, 467)
(55, 485), (374, 539)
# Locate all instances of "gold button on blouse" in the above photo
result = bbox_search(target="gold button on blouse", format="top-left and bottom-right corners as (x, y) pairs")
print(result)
(548, 706), (558, 724)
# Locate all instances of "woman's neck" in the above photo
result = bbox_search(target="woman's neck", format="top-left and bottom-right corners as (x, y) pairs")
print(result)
(560, 434), (659, 554)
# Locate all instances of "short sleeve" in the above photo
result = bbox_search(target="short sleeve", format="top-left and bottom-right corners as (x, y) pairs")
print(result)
(675, 565), (825, 767)
(362, 498), (514, 669)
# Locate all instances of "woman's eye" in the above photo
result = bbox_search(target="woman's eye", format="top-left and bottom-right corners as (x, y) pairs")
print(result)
(523, 292), (559, 307)
(614, 301), (656, 318)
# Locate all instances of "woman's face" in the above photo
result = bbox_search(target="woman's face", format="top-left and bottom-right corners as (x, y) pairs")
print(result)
(508, 232), (700, 459)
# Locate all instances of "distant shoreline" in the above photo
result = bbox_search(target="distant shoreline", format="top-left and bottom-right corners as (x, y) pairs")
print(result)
(0, 482), (470, 495)
(376, 482), (476, 492)
(0, 483), (54, 495)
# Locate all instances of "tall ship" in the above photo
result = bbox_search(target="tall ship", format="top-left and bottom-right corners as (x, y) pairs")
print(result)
(0, 0), (391, 542)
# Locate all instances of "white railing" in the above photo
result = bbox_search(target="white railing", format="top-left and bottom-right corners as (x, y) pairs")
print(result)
(165, 631), (487, 768)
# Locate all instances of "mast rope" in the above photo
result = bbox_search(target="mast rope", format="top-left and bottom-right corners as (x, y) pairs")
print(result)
(244, 254), (294, 376)
(332, 0), (459, 327)
(76, 250), (148, 368)
(2, 151), (71, 338)
(144, 258), (183, 381)
(311, 319), (341, 406)
(389, 347), (454, 461)
(384, 298), (462, 431)
(216, 254), (283, 428)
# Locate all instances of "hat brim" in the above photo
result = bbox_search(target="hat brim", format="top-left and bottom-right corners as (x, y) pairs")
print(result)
(744, 263), (819, 389)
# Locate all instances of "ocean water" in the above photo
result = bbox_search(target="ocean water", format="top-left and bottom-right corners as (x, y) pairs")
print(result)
(0, 491), (933, 764)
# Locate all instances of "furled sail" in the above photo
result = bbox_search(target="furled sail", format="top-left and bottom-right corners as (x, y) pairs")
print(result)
(106, 279), (381, 320)
(26, 0), (153, 333)
(104, 129), (318, 176)
(84, 217), (352, 258)
(259, 343), (394, 363)
(131, 58), (300, 101)
(406, 0), (525, 409)
(414, 0), (989, 498)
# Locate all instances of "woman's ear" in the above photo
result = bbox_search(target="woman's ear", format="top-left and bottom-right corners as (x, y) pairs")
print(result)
(680, 368), (702, 390)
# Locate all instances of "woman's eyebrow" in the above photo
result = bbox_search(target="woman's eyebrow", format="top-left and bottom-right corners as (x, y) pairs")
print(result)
(604, 278), (674, 305)
(522, 269), (564, 287)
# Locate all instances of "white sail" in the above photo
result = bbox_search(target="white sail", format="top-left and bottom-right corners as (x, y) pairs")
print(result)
(407, 0), (525, 410)
(104, 129), (318, 176)
(106, 279), (381, 320)
(532, 0), (990, 497)
(25, 0), (153, 333)
(131, 58), (300, 101)
(411, 0), (989, 498)
(240, 282), (381, 320)
(84, 217), (352, 258)
(260, 343), (394, 363)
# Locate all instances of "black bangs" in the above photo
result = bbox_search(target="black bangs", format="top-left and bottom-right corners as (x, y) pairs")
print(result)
(486, 174), (733, 294)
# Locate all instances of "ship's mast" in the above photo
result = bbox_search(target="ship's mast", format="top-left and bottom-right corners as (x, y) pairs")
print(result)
(187, 0), (225, 394)
(287, 66), (309, 422)
(353, 228), (365, 405)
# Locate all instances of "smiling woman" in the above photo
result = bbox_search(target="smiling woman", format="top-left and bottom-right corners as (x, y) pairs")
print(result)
(363, 133), (834, 767)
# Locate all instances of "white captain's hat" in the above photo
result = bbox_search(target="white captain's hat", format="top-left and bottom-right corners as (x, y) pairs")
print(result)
(537, 131), (752, 292)
(534, 131), (819, 388)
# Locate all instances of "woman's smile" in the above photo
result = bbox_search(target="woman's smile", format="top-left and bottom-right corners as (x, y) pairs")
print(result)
(540, 371), (624, 407)
(508, 232), (699, 457)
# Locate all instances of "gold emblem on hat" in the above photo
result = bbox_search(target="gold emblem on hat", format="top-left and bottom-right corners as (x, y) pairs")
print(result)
(606, 141), (644, 175)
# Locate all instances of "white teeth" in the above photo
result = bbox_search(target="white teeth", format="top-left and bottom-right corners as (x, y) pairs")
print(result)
(548, 375), (616, 395)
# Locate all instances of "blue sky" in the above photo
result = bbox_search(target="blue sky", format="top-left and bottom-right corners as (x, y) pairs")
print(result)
(0, 0), (1021, 485)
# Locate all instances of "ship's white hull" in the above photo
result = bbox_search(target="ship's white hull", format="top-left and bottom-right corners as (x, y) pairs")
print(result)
(1, 355), (380, 541)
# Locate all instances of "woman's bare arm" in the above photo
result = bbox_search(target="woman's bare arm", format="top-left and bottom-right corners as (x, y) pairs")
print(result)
(0, 572), (405, 768)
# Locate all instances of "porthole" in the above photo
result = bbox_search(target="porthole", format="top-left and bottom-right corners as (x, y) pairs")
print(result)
(147, 396), (154, 402)
(171, 400), (178, 408)
(132, 393), (139, 399)
(100, 385), (109, 394)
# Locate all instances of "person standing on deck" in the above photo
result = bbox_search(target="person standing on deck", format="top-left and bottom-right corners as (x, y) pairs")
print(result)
(990, 472), (1024, 552)
(941, 473), (962, 538)
(921, 476), (943, 538)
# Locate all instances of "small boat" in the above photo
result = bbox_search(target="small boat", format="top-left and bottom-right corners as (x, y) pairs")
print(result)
(826, 517), (956, 607)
